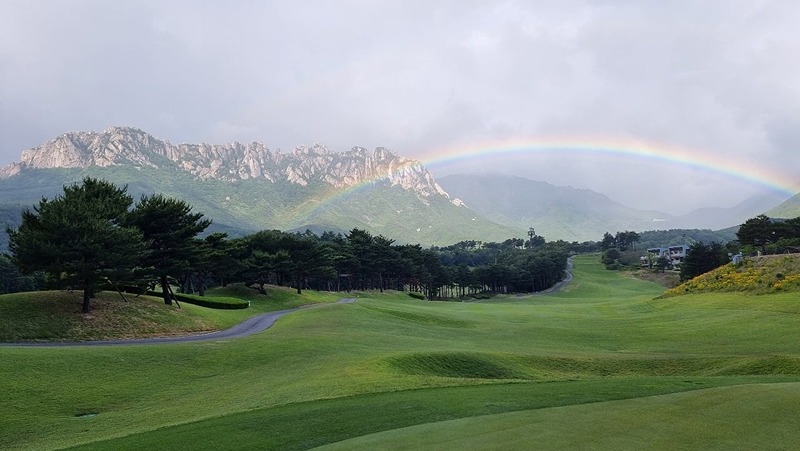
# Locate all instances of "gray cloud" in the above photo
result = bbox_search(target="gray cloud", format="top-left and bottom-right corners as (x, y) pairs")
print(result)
(2, 0), (799, 214)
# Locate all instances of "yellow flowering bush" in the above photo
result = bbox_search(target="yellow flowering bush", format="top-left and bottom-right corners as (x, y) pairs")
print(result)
(662, 255), (800, 297)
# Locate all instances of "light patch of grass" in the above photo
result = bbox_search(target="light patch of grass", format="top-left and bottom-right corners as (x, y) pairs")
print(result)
(317, 382), (800, 451)
(207, 283), (344, 313)
(361, 304), (477, 328)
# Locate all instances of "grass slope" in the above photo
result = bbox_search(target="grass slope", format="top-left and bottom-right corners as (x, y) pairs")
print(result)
(3, 255), (800, 449)
(664, 253), (800, 296)
(0, 291), (219, 342)
(0, 284), (343, 342)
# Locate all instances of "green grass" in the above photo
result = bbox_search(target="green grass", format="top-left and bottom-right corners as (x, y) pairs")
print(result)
(0, 284), (344, 342)
(318, 382), (800, 450)
(0, 291), (220, 342)
(3, 255), (800, 450)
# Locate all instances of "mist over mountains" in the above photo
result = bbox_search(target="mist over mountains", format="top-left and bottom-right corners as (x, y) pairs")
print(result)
(0, 126), (792, 245)
(438, 174), (789, 242)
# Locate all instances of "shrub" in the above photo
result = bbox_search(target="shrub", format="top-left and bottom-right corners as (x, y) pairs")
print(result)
(142, 290), (250, 309)
(172, 293), (249, 309)
(408, 292), (426, 300)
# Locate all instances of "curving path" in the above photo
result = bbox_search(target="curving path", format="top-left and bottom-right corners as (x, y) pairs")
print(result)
(532, 257), (574, 295)
(1, 298), (357, 348)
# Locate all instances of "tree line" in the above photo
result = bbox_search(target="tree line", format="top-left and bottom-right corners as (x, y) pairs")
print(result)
(736, 214), (800, 255)
(4, 178), (570, 311)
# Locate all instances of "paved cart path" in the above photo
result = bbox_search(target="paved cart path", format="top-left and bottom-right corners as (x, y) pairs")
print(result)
(533, 257), (574, 295)
(1, 298), (357, 348)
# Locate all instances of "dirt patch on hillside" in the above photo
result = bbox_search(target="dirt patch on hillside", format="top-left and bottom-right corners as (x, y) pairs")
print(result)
(626, 269), (681, 288)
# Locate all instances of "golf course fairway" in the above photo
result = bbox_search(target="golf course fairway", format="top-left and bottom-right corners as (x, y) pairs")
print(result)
(2, 254), (800, 450)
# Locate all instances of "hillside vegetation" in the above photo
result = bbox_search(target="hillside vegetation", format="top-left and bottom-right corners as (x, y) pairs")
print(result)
(663, 254), (800, 297)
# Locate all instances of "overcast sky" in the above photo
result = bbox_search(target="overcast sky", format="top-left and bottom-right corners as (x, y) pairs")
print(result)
(2, 0), (799, 214)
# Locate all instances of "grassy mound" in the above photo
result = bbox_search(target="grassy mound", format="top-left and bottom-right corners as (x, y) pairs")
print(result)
(0, 291), (219, 342)
(388, 352), (524, 379)
(206, 283), (344, 311)
(663, 254), (800, 297)
(388, 353), (800, 381)
(0, 284), (345, 343)
(362, 304), (476, 328)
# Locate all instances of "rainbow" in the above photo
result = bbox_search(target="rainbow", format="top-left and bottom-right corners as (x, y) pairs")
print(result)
(423, 136), (799, 194)
(294, 136), (800, 222)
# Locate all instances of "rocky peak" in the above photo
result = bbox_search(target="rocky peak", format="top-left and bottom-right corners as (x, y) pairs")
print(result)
(0, 126), (461, 205)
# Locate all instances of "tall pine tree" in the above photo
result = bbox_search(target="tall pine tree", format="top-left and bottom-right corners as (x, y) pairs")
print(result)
(7, 178), (145, 313)
(129, 194), (211, 305)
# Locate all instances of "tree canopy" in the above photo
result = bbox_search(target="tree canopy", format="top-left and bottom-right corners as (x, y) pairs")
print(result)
(680, 241), (730, 281)
(7, 177), (146, 312)
(128, 194), (211, 305)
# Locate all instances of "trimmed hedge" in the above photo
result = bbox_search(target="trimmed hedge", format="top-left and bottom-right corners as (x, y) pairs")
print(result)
(100, 286), (249, 309)
(172, 293), (250, 310)
(140, 290), (250, 310)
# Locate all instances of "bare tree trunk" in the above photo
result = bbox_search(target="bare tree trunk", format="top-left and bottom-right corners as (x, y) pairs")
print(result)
(82, 285), (92, 313)
(167, 284), (181, 309)
(115, 286), (129, 302)
(161, 275), (172, 305)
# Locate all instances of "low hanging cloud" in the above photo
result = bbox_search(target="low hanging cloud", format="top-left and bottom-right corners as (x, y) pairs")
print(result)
(1, 0), (799, 214)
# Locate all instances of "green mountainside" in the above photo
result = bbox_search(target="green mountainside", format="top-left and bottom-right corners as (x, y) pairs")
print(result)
(767, 194), (800, 219)
(0, 166), (519, 246)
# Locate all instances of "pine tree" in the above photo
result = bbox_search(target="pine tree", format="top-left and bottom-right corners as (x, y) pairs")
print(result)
(129, 194), (211, 305)
(7, 178), (145, 313)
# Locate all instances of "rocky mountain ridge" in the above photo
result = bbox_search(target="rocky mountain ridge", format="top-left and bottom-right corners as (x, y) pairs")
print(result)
(0, 126), (457, 204)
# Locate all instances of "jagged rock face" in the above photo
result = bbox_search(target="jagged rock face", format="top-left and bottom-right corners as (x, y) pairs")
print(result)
(1, 126), (459, 203)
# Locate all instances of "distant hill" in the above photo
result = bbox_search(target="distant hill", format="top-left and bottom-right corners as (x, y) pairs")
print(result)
(438, 174), (670, 242)
(671, 192), (788, 229)
(636, 228), (738, 250)
(0, 127), (519, 246)
(439, 173), (787, 242)
(766, 194), (800, 219)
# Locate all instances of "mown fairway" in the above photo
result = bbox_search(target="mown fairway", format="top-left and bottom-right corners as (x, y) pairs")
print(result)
(3, 255), (800, 450)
